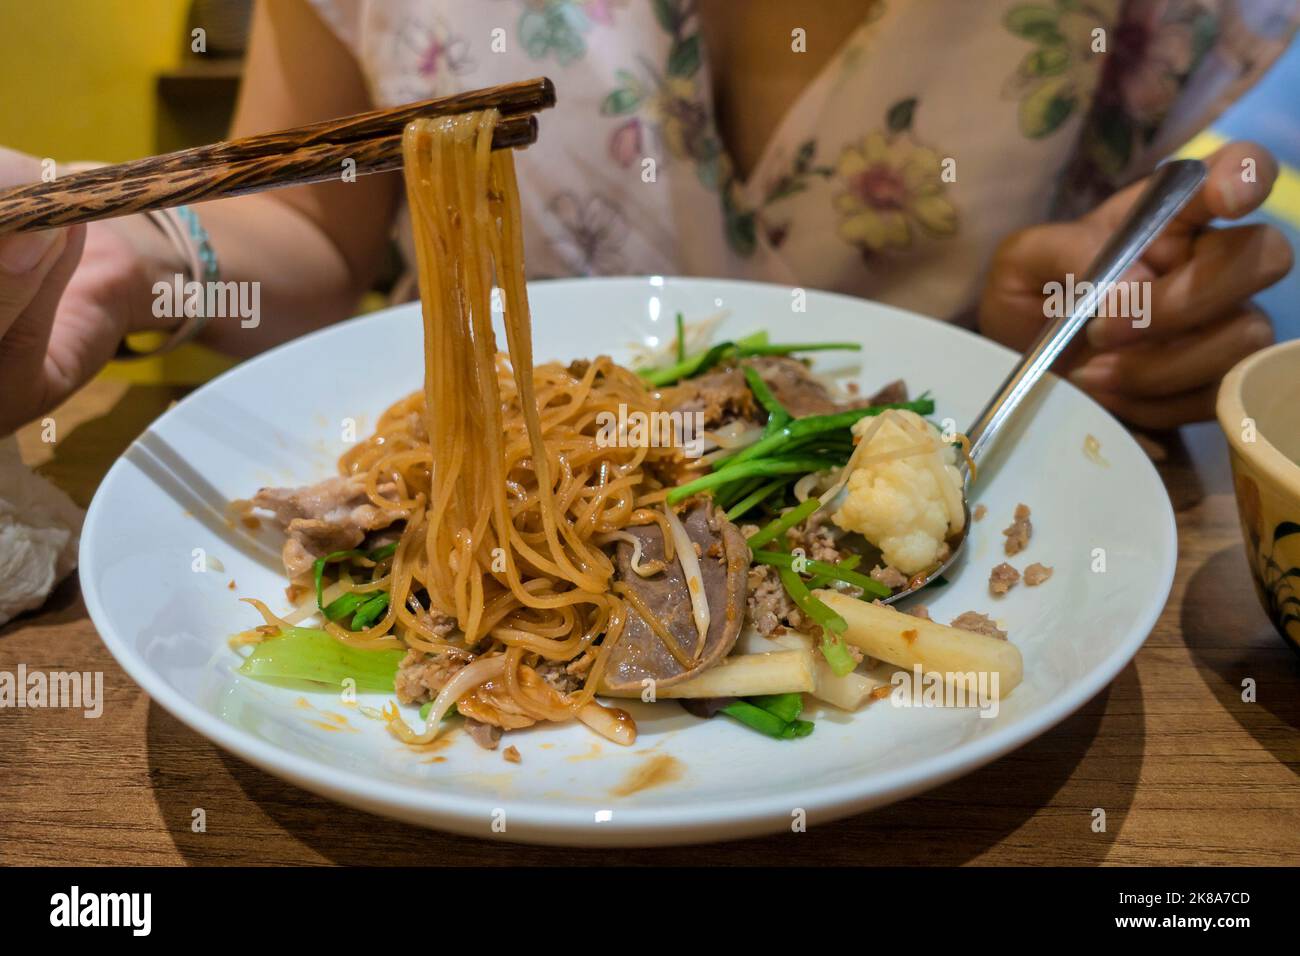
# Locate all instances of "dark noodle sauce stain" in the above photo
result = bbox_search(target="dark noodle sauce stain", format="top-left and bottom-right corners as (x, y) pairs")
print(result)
(610, 753), (684, 797)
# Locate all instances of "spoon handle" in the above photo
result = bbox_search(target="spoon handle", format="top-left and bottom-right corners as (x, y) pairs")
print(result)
(964, 158), (1208, 468)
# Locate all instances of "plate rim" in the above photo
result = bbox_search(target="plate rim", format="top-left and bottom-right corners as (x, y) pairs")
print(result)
(80, 275), (1178, 845)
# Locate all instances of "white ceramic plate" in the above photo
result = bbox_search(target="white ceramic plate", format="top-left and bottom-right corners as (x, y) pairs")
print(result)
(81, 277), (1176, 846)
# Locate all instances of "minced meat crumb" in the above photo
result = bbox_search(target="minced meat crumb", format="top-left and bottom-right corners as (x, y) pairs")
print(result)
(973, 504), (987, 521)
(949, 611), (1008, 640)
(745, 563), (804, 636)
(394, 649), (465, 705)
(1024, 562), (1054, 586)
(785, 511), (844, 563)
(871, 565), (908, 589)
(1002, 503), (1032, 556)
(535, 660), (582, 694)
(988, 562), (1021, 596)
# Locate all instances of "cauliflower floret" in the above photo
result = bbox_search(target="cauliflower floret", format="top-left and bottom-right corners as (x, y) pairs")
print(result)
(831, 411), (962, 575)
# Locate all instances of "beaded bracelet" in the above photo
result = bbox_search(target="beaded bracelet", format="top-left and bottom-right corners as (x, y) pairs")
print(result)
(116, 203), (221, 359)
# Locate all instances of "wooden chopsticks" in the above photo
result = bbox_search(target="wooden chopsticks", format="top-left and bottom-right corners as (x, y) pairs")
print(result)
(0, 76), (555, 235)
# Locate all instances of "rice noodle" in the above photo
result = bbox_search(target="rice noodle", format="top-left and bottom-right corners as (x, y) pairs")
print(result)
(241, 597), (298, 633)
(252, 110), (688, 748)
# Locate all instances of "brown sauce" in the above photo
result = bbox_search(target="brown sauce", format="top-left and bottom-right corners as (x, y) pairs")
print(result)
(610, 753), (684, 797)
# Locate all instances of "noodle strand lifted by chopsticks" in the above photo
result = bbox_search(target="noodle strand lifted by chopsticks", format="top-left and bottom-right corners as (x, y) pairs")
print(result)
(327, 110), (676, 743)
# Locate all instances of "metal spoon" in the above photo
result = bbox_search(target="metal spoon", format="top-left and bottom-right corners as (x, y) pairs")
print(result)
(882, 158), (1208, 605)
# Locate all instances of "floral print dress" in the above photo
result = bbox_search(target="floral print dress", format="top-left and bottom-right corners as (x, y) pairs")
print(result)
(309, 0), (1297, 322)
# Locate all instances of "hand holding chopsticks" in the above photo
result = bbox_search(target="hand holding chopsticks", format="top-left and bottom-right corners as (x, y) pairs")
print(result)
(0, 77), (555, 236)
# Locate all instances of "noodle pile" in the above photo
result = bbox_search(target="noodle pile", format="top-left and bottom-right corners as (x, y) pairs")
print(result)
(321, 110), (676, 742)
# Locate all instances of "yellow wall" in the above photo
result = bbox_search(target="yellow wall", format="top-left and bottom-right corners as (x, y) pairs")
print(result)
(0, 0), (237, 385)
(0, 0), (190, 163)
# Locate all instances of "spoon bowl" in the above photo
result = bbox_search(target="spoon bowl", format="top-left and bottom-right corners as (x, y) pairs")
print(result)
(879, 159), (1207, 605)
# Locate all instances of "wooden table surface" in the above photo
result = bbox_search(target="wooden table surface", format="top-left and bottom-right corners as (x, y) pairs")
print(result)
(1, 378), (1296, 866)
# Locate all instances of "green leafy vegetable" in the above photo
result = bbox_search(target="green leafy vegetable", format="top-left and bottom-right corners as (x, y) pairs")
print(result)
(741, 365), (790, 433)
(806, 553), (862, 590)
(368, 542), (399, 561)
(313, 549), (359, 612)
(745, 498), (820, 550)
(666, 457), (840, 505)
(749, 692), (804, 723)
(720, 700), (791, 737)
(776, 567), (856, 677)
(238, 627), (403, 692)
(780, 719), (815, 739)
(639, 331), (863, 387)
(668, 391), (937, 510)
(724, 477), (790, 521)
(311, 542), (399, 612)
(716, 398), (936, 471)
(350, 592), (390, 631)
(638, 332), (764, 387)
(818, 631), (857, 679)
(751, 550), (891, 598)
(323, 592), (366, 622)
(738, 342), (861, 356)
(717, 475), (765, 511)
(720, 699), (815, 739)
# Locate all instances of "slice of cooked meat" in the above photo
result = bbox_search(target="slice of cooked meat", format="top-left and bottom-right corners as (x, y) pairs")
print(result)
(678, 696), (738, 719)
(1002, 503), (1032, 556)
(600, 502), (749, 693)
(394, 647), (464, 705)
(250, 474), (401, 578)
(659, 366), (757, 429)
(1024, 562), (1053, 586)
(661, 356), (908, 435)
(743, 356), (910, 419)
(744, 356), (842, 417)
(863, 378), (909, 406)
(988, 562), (1021, 595)
(950, 610), (1008, 640)
(464, 718), (502, 751)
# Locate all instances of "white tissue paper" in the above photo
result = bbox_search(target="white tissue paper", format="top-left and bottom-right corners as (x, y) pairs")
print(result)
(0, 436), (84, 627)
